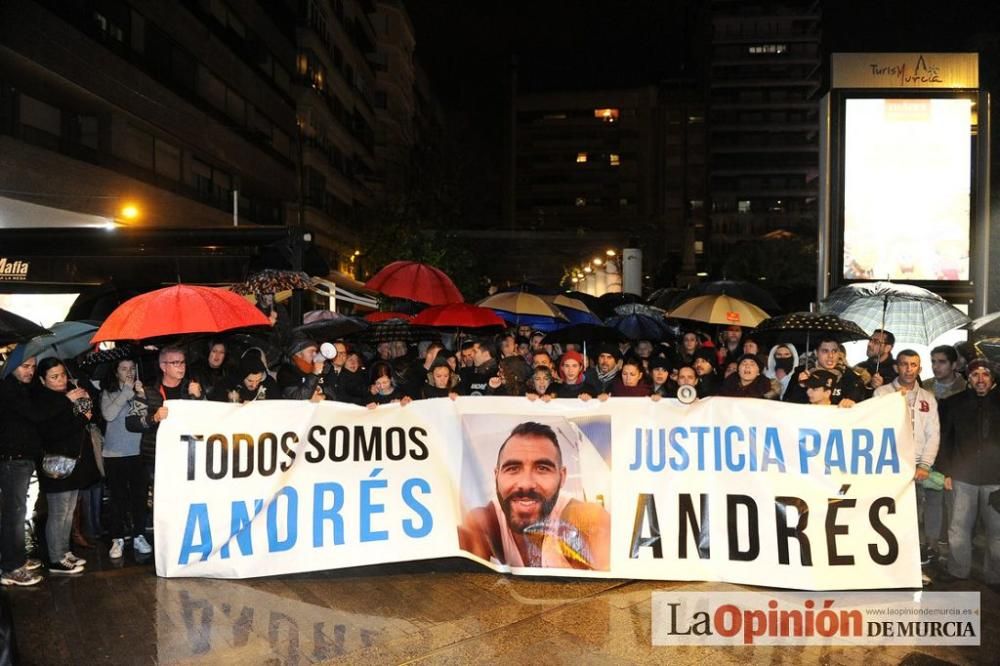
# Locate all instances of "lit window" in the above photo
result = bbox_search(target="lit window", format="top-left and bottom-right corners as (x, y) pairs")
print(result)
(594, 108), (620, 123)
(694, 241), (704, 255)
(576, 152), (588, 163)
(748, 44), (787, 55)
(575, 197), (587, 207)
(738, 200), (751, 213)
(609, 153), (620, 166)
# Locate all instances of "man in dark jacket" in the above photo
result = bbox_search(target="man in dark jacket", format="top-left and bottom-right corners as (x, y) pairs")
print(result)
(936, 359), (1000, 588)
(586, 344), (622, 394)
(459, 339), (499, 396)
(782, 337), (866, 407)
(276, 337), (337, 401)
(0, 356), (45, 585)
(126, 345), (204, 481)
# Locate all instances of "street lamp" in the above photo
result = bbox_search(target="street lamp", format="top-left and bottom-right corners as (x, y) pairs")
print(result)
(120, 203), (140, 221)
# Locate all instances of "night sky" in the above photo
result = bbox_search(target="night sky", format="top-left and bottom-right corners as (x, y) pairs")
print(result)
(408, 0), (1000, 114)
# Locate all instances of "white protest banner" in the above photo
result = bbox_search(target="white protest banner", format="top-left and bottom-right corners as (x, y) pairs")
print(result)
(155, 394), (920, 590)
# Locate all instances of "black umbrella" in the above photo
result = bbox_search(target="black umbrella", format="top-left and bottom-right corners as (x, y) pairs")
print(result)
(964, 312), (1000, 341)
(0, 308), (51, 346)
(542, 323), (625, 346)
(293, 315), (368, 342)
(754, 312), (869, 353)
(687, 280), (781, 313)
(592, 292), (645, 319)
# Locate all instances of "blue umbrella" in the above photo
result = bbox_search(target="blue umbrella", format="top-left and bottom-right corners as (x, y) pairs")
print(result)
(23, 321), (99, 361)
(604, 313), (671, 342)
(490, 310), (567, 333)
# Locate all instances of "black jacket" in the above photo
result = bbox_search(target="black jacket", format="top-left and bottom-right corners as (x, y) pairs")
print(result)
(937, 387), (1000, 485)
(34, 385), (101, 493)
(126, 378), (203, 465)
(782, 365), (867, 405)
(0, 374), (44, 459)
(276, 363), (337, 401)
(554, 376), (600, 399)
(460, 360), (499, 396)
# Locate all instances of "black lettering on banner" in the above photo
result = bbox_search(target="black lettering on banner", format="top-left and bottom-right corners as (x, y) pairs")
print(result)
(183, 434), (204, 480)
(279, 433), (298, 472)
(385, 427), (406, 461)
(353, 425), (380, 461)
(232, 433), (254, 479)
(678, 493), (710, 559)
(629, 493), (662, 558)
(826, 484), (855, 566)
(258, 432), (278, 477)
(727, 495), (759, 561)
(408, 427), (429, 460)
(868, 497), (899, 565)
(329, 426), (350, 462)
(775, 496), (812, 566)
(206, 434), (228, 480)
(305, 426), (325, 463)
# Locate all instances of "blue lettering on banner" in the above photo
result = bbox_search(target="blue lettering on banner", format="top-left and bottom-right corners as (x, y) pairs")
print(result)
(402, 478), (433, 538)
(221, 499), (263, 559)
(179, 503), (213, 564)
(267, 487), (298, 552)
(313, 482), (345, 547)
(360, 468), (389, 542)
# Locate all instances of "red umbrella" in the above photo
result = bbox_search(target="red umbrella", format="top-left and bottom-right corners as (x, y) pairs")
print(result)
(91, 285), (271, 343)
(364, 311), (414, 323)
(364, 261), (463, 305)
(410, 303), (505, 329)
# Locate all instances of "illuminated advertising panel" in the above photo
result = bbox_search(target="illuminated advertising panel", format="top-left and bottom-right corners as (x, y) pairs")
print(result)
(842, 98), (971, 281)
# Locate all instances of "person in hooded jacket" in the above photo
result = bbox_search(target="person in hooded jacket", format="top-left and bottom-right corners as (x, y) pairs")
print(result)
(214, 355), (277, 403)
(276, 337), (337, 401)
(764, 343), (800, 400)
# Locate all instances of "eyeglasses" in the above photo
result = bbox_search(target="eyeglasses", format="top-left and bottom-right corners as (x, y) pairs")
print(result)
(163, 360), (186, 367)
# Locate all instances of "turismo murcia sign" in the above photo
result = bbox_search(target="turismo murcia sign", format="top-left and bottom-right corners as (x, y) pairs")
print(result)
(0, 258), (30, 281)
(832, 53), (978, 89)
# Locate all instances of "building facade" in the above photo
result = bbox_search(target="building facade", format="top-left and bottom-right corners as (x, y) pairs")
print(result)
(0, 0), (299, 230)
(707, 0), (822, 252)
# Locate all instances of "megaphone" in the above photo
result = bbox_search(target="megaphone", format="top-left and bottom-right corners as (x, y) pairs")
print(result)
(319, 342), (338, 361)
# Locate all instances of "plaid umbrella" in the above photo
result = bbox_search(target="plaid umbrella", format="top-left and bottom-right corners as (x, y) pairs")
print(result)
(821, 281), (969, 345)
(345, 319), (436, 344)
(231, 269), (313, 295)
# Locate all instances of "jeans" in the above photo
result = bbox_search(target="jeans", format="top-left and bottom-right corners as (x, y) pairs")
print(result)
(78, 481), (103, 538)
(916, 484), (943, 549)
(947, 481), (1000, 582)
(0, 460), (34, 572)
(45, 490), (79, 563)
(104, 456), (148, 539)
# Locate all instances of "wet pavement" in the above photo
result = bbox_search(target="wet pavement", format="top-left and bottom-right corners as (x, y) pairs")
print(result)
(4, 548), (997, 665)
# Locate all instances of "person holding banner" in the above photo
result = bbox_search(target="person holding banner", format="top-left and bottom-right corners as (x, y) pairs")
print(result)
(458, 421), (610, 570)
(366, 362), (412, 408)
(554, 351), (600, 400)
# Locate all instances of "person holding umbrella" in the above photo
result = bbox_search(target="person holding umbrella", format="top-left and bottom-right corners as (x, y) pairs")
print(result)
(858, 329), (898, 391)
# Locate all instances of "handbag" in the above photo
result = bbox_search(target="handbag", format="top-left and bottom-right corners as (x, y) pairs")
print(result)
(41, 454), (78, 480)
(88, 423), (105, 477)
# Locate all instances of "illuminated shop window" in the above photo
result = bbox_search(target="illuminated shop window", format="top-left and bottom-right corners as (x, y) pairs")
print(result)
(609, 153), (620, 166)
(594, 108), (619, 123)
(576, 152), (588, 163)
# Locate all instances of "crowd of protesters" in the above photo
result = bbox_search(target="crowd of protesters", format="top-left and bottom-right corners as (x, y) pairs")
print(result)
(0, 318), (997, 593)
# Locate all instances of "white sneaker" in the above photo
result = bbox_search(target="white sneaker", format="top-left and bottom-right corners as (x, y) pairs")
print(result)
(63, 552), (87, 567)
(109, 539), (124, 560)
(133, 534), (152, 555)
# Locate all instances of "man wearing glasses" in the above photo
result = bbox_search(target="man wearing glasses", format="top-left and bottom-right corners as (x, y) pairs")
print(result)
(127, 346), (204, 484)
